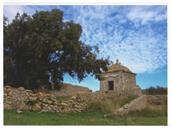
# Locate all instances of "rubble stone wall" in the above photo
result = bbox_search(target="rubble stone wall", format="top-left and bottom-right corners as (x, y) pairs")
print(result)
(112, 95), (167, 116)
(4, 86), (89, 113)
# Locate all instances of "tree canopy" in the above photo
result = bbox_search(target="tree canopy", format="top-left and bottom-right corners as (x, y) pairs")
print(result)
(4, 9), (109, 90)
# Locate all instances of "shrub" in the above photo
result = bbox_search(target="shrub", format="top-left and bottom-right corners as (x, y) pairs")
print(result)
(142, 86), (167, 95)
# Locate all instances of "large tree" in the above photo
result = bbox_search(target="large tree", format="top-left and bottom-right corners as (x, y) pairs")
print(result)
(4, 9), (109, 90)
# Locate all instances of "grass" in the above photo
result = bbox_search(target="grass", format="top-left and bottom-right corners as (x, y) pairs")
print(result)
(4, 109), (167, 125)
(86, 95), (138, 113)
(128, 107), (167, 117)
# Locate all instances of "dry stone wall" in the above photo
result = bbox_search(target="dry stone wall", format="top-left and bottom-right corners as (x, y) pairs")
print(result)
(5, 85), (165, 116)
(4, 86), (89, 112)
(104, 95), (167, 117)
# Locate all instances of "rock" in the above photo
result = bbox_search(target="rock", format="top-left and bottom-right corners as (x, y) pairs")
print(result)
(37, 92), (44, 98)
(50, 96), (57, 102)
(54, 101), (59, 105)
(32, 104), (41, 111)
(18, 87), (25, 91)
(42, 104), (48, 107)
(123, 105), (129, 109)
(104, 113), (114, 118)
(61, 102), (68, 106)
(39, 109), (49, 113)
(26, 89), (33, 93)
(4, 103), (12, 109)
(29, 93), (36, 97)
(68, 100), (74, 103)
(47, 100), (53, 104)
(5, 85), (12, 89)
(16, 110), (23, 114)
(6, 89), (12, 96)
(46, 93), (51, 97)
(75, 109), (81, 112)
(42, 99), (48, 104)
(29, 96), (37, 101)
(74, 104), (80, 108)
(19, 102), (28, 110)
(71, 96), (77, 100)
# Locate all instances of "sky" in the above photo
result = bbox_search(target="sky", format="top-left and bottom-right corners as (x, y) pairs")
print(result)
(3, 5), (167, 91)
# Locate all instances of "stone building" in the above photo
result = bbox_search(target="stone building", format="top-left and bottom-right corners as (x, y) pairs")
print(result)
(100, 59), (142, 96)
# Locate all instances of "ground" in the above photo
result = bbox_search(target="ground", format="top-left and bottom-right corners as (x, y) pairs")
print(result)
(4, 110), (167, 125)
(4, 86), (167, 125)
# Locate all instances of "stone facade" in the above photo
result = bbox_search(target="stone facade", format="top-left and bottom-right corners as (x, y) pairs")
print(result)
(100, 60), (142, 96)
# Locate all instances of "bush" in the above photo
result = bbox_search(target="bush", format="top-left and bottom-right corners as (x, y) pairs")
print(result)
(142, 86), (167, 95)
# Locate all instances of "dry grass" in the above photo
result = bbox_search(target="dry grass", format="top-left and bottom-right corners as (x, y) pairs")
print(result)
(86, 94), (137, 113)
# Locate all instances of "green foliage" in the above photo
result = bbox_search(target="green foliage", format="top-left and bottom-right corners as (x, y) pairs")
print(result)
(4, 9), (109, 90)
(142, 86), (167, 95)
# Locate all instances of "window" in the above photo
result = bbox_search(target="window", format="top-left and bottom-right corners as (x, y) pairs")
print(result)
(108, 81), (114, 90)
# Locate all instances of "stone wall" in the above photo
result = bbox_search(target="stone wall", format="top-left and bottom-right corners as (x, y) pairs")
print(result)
(105, 95), (167, 117)
(4, 86), (89, 112)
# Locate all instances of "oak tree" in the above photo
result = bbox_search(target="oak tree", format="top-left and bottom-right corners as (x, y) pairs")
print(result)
(4, 9), (109, 90)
